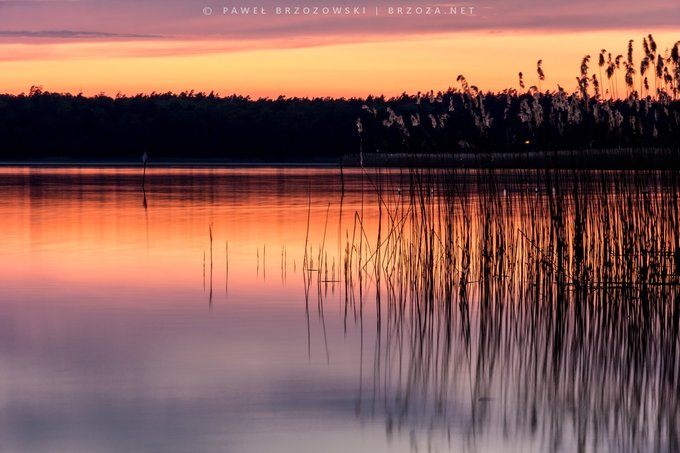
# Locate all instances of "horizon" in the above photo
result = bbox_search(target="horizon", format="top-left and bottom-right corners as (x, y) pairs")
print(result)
(0, 0), (678, 98)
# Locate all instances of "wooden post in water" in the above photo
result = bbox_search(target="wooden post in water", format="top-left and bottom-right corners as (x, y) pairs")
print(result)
(141, 152), (148, 189)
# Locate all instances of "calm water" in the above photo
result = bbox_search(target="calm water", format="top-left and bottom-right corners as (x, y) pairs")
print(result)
(0, 167), (678, 453)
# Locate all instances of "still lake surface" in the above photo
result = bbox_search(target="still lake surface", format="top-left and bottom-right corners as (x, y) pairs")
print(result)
(0, 167), (678, 453)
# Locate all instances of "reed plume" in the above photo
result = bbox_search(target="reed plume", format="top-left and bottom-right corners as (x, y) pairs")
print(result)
(536, 59), (545, 92)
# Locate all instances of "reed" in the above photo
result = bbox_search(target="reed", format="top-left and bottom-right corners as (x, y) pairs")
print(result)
(306, 166), (679, 451)
(357, 36), (680, 159)
(226, 240), (229, 296)
(209, 224), (213, 307)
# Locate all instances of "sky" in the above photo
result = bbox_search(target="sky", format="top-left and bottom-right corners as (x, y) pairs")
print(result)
(0, 0), (678, 97)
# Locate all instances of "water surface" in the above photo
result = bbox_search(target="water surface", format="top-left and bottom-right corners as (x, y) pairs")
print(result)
(0, 167), (678, 453)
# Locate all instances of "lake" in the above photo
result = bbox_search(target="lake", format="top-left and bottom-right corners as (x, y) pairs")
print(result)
(0, 166), (678, 453)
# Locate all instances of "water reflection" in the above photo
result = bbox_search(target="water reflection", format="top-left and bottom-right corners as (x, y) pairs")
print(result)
(0, 167), (678, 452)
(303, 168), (680, 452)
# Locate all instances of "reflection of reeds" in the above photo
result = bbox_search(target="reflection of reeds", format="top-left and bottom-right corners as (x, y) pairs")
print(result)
(310, 167), (679, 451)
(209, 224), (213, 308)
(226, 240), (229, 297)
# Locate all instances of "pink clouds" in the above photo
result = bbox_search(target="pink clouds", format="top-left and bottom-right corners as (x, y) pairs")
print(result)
(0, 0), (677, 44)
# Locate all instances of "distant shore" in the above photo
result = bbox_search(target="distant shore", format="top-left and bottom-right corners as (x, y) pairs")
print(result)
(0, 158), (340, 168)
(342, 148), (680, 169)
(1, 148), (678, 170)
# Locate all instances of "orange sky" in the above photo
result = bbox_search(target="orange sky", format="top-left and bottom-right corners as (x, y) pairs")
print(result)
(0, 30), (678, 98)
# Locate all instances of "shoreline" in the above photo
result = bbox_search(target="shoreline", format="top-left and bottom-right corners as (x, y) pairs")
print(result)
(1, 148), (678, 169)
(0, 159), (342, 168)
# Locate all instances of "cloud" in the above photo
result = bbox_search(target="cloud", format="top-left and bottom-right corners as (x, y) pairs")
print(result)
(0, 30), (161, 38)
(0, 0), (677, 49)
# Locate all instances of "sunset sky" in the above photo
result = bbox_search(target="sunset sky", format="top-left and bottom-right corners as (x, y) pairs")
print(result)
(0, 0), (678, 97)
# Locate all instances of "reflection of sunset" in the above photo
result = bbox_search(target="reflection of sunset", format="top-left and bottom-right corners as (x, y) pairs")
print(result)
(0, 166), (676, 313)
(2, 167), (678, 453)
(0, 168), (374, 306)
(0, 167), (538, 309)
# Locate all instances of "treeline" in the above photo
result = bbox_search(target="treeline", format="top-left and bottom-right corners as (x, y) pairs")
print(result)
(0, 90), (365, 161)
(0, 87), (678, 161)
